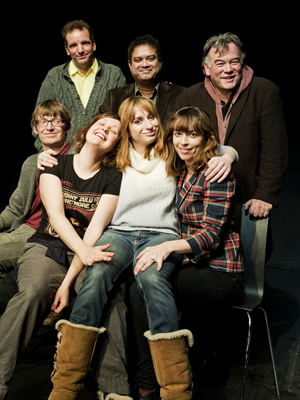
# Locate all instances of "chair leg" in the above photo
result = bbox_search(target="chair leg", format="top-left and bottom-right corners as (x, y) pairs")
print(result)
(258, 307), (280, 398)
(239, 311), (252, 400)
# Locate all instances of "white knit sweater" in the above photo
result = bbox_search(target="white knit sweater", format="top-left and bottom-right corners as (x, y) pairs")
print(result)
(110, 146), (178, 236)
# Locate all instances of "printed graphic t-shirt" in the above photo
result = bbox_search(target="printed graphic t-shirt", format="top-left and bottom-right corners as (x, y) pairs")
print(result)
(32, 154), (122, 242)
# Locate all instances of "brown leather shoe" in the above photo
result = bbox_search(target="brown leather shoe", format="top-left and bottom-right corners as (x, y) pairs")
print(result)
(42, 311), (62, 327)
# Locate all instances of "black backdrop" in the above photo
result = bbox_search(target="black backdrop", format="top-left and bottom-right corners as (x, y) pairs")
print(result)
(2, 6), (297, 268)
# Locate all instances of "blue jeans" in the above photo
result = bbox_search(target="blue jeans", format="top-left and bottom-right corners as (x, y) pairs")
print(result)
(70, 229), (179, 334)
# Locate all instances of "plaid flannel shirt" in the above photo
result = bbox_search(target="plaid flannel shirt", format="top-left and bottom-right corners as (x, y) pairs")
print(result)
(176, 167), (243, 273)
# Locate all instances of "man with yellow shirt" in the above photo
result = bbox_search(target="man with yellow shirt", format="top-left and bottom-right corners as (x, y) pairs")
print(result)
(33, 19), (126, 152)
(68, 57), (99, 109)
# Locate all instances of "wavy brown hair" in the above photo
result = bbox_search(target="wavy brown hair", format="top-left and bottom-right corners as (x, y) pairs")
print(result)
(116, 97), (166, 171)
(73, 112), (121, 167)
(164, 106), (220, 177)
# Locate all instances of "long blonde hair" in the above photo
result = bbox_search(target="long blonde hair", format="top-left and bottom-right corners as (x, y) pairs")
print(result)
(164, 106), (220, 177)
(116, 97), (166, 171)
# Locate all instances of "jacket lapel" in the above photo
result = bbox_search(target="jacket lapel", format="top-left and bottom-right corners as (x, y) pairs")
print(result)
(156, 82), (171, 121)
(225, 84), (250, 143)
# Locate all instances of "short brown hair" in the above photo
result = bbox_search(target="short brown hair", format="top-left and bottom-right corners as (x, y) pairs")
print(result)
(61, 19), (95, 46)
(31, 100), (71, 133)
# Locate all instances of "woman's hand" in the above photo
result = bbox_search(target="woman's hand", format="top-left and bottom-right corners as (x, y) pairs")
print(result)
(37, 149), (58, 170)
(205, 154), (233, 183)
(134, 243), (171, 275)
(51, 243), (114, 313)
(51, 283), (70, 314)
(134, 239), (191, 275)
(78, 243), (114, 267)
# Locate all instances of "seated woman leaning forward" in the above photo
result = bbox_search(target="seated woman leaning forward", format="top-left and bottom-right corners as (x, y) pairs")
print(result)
(130, 106), (244, 400)
(0, 113), (122, 400)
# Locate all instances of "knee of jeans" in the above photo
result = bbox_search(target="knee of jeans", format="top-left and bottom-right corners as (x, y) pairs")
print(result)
(136, 268), (163, 291)
(85, 262), (115, 289)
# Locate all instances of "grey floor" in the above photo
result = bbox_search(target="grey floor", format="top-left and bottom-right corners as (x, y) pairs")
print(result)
(1, 154), (299, 400)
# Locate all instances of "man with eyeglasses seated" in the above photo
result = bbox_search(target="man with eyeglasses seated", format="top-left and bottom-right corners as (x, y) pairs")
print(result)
(0, 100), (70, 293)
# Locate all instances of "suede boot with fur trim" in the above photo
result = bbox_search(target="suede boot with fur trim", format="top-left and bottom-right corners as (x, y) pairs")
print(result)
(48, 319), (105, 400)
(144, 329), (194, 400)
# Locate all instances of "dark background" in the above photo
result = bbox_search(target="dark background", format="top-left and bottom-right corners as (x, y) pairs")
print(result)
(2, 7), (297, 270)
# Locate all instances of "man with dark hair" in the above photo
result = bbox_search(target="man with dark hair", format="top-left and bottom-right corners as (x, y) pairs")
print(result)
(33, 19), (126, 151)
(127, 34), (162, 66)
(99, 34), (185, 126)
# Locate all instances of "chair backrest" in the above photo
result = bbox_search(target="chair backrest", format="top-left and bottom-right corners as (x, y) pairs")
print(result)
(233, 205), (269, 311)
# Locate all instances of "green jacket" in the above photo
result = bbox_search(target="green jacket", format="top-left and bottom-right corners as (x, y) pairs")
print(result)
(33, 58), (126, 151)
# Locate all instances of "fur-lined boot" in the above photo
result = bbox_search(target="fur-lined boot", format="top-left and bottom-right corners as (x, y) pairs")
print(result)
(48, 319), (105, 400)
(144, 329), (194, 400)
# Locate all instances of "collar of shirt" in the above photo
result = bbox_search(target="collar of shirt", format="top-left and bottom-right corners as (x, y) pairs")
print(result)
(69, 59), (98, 108)
(135, 83), (160, 103)
(69, 58), (98, 77)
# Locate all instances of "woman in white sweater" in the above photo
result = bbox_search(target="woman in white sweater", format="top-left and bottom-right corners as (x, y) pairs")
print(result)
(49, 97), (236, 400)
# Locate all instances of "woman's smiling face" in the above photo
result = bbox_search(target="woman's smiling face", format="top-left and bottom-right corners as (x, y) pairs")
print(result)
(87, 117), (120, 152)
(173, 127), (203, 167)
(129, 106), (159, 154)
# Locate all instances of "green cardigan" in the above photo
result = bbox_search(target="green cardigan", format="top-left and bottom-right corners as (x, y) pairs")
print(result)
(33, 58), (126, 151)
(0, 155), (39, 232)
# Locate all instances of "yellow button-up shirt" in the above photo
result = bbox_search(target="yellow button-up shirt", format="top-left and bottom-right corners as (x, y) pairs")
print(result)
(69, 58), (98, 108)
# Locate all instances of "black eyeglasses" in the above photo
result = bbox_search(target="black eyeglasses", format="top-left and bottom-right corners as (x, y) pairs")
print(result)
(36, 119), (64, 127)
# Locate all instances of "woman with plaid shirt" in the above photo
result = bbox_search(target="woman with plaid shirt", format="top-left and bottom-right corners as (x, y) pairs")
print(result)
(132, 106), (244, 399)
(135, 105), (243, 300)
